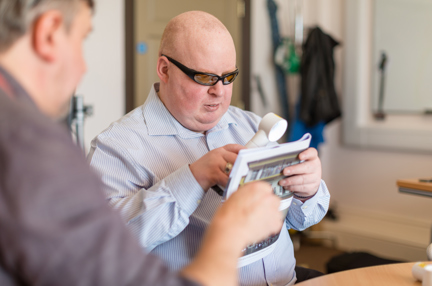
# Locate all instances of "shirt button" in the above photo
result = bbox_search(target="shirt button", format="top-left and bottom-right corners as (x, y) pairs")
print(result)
(293, 202), (297, 206)
(302, 206), (308, 210)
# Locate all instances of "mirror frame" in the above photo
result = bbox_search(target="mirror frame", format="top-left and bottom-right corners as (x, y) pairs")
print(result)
(343, 0), (432, 153)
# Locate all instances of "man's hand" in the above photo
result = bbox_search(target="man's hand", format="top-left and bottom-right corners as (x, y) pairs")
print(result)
(278, 147), (321, 200)
(181, 181), (282, 286)
(216, 181), (283, 245)
(189, 144), (245, 191)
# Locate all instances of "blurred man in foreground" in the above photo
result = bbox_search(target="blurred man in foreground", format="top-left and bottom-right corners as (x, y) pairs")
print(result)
(0, 1), (283, 285)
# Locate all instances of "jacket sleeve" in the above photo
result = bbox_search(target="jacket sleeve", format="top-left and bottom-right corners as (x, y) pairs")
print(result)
(0, 98), (200, 286)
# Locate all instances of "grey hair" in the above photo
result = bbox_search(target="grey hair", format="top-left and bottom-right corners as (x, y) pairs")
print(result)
(0, 0), (94, 52)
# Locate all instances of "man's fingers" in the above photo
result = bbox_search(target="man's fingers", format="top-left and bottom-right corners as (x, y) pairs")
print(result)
(221, 152), (238, 169)
(279, 174), (318, 187)
(218, 174), (229, 187)
(283, 160), (317, 176)
(238, 181), (282, 228)
(223, 144), (246, 154)
(236, 181), (271, 195)
(219, 180), (283, 245)
(279, 174), (320, 195)
(273, 148), (321, 199)
(298, 147), (318, 161)
(190, 144), (253, 190)
(283, 183), (318, 193)
(235, 181), (274, 203)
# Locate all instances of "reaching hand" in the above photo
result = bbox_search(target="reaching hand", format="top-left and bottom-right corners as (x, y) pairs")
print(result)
(278, 147), (322, 200)
(189, 144), (245, 191)
(219, 181), (284, 245)
(180, 181), (282, 286)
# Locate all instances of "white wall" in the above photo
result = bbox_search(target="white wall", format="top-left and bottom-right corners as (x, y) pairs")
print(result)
(76, 0), (125, 152)
(251, 0), (281, 117)
(251, 0), (432, 260)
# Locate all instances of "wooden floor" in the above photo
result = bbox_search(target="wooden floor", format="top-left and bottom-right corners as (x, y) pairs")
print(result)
(294, 240), (345, 273)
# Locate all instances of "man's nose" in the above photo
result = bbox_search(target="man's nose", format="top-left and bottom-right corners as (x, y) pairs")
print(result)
(208, 80), (224, 97)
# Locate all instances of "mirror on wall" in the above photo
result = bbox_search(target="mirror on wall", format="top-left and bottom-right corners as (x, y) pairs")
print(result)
(343, 0), (432, 153)
(372, 0), (432, 116)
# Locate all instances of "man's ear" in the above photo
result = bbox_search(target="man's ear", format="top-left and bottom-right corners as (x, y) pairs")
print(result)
(32, 10), (64, 62)
(156, 56), (170, 83)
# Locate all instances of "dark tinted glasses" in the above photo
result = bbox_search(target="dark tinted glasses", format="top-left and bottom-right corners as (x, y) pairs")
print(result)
(162, 54), (239, 86)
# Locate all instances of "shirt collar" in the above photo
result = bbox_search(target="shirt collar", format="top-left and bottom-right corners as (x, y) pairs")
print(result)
(0, 65), (37, 107)
(143, 83), (237, 138)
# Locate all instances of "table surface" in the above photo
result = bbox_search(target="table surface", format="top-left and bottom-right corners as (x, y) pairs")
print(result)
(296, 262), (421, 286)
(397, 179), (432, 193)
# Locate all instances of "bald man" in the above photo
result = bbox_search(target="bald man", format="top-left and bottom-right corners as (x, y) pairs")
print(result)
(88, 11), (330, 286)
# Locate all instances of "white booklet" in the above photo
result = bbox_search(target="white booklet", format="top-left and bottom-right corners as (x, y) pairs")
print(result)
(223, 133), (312, 267)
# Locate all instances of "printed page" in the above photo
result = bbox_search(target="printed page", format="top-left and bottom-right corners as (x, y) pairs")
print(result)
(223, 133), (311, 267)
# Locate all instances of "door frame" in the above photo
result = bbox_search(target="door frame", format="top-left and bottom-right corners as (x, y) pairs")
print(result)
(125, 0), (252, 113)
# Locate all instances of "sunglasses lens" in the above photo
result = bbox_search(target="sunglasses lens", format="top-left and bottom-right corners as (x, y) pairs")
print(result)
(194, 74), (218, 85)
(223, 72), (238, 84)
(194, 70), (239, 86)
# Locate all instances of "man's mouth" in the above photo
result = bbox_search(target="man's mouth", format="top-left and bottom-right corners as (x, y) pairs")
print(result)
(204, 103), (220, 111)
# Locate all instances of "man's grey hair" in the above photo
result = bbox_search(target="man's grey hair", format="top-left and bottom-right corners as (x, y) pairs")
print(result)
(0, 0), (94, 52)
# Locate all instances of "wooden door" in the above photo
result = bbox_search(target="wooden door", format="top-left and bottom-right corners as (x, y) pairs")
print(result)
(132, 0), (245, 109)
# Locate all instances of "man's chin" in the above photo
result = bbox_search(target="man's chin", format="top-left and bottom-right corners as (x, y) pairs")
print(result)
(55, 99), (73, 123)
(196, 117), (223, 132)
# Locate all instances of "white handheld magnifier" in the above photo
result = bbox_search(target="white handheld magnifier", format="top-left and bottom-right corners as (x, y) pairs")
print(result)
(212, 113), (287, 197)
(245, 112), (288, 148)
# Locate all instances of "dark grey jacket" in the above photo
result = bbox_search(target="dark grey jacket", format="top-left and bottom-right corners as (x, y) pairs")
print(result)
(0, 66), (198, 286)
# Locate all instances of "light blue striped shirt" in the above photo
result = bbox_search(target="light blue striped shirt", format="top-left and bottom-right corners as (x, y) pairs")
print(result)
(88, 83), (330, 286)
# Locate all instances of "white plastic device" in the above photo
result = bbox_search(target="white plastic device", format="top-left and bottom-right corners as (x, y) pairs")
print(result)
(427, 243), (432, 260)
(213, 113), (288, 196)
(245, 112), (288, 148)
(412, 262), (432, 285)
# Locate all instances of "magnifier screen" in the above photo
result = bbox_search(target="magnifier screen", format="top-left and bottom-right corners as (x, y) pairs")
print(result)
(268, 120), (287, 142)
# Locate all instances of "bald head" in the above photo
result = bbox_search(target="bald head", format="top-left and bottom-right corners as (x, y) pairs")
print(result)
(156, 11), (238, 132)
(159, 11), (235, 62)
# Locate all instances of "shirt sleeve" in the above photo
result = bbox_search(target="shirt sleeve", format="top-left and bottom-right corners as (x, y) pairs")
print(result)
(88, 135), (206, 252)
(285, 180), (330, 231)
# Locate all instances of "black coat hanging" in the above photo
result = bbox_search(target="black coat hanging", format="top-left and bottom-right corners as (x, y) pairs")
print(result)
(300, 27), (341, 127)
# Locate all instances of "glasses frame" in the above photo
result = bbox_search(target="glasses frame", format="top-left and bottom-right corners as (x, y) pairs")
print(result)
(161, 54), (239, 86)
